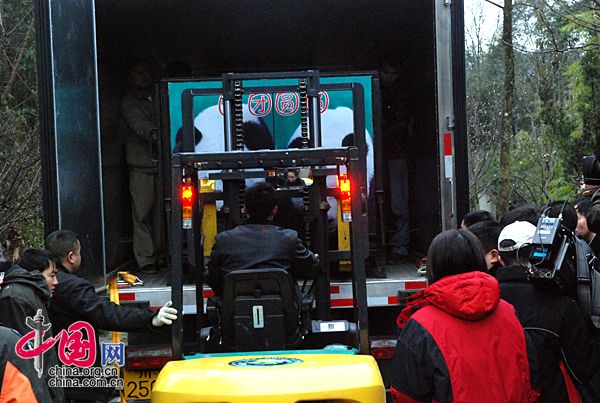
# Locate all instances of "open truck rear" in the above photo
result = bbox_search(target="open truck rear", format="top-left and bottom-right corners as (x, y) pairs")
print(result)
(33, 0), (468, 400)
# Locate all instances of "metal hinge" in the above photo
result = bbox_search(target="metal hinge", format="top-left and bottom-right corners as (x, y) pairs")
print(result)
(446, 116), (455, 130)
(444, 0), (451, 6)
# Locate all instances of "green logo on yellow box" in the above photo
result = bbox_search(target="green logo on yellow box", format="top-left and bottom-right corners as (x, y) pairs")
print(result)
(229, 357), (303, 368)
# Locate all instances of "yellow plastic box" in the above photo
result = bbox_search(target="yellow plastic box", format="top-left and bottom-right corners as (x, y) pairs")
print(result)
(151, 350), (385, 403)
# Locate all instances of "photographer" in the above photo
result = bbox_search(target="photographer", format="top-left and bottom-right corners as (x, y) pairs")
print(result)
(496, 218), (600, 403)
(582, 156), (600, 234)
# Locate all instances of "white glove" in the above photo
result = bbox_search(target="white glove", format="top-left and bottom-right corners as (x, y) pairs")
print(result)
(152, 301), (178, 327)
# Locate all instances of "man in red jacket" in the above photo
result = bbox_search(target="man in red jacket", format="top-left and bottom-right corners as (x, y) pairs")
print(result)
(391, 229), (540, 403)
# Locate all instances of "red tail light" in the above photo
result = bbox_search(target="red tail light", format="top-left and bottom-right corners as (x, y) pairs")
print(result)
(370, 339), (397, 360)
(182, 182), (193, 229)
(126, 348), (172, 371)
(338, 174), (352, 222)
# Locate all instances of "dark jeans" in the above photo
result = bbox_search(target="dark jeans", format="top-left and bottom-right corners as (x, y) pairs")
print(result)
(387, 158), (409, 255)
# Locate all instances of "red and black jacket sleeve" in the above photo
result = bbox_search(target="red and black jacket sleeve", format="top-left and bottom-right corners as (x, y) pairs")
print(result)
(391, 318), (452, 403)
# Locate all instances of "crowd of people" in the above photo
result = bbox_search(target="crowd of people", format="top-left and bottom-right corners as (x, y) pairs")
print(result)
(6, 190), (600, 403)
(0, 230), (178, 403)
(4, 196), (600, 403)
(389, 193), (600, 403)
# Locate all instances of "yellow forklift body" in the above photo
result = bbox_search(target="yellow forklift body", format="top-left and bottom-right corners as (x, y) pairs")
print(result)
(151, 352), (385, 402)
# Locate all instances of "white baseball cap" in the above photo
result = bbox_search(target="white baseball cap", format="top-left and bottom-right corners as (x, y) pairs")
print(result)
(498, 221), (537, 252)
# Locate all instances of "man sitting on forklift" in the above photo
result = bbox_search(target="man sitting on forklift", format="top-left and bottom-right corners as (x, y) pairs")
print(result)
(205, 181), (320, 297)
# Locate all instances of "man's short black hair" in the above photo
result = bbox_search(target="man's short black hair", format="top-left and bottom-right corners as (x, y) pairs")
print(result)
(467, 221), (505, 253)
(574, 198), (592, 216)
(45, 230), (80, 262)
(16, 249), (56, 272)
(499, 244), (532, 267)
(244, 182), (276, 220)
(462, 210), (495, 227)
(500, 204), (541, 227)
(546, 201), (578, 232)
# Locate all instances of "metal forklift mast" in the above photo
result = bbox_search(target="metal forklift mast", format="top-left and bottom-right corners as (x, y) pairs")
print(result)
(171, 71), (371, 359)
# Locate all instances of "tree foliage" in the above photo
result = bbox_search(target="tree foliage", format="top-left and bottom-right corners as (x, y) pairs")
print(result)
(0, 0), (43, 250)
(466, 0), (600, 217)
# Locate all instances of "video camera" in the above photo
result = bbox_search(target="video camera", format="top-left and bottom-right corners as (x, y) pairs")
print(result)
(528, 213), (578, 297)
(527, 200), (600, 327)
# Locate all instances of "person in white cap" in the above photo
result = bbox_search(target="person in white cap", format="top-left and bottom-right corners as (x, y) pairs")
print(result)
(497, 221), (600, 403)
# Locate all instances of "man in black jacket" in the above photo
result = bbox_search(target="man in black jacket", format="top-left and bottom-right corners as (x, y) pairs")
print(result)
(45, 230), (177, 403)
(497, 220), (600, 403)
(205, 181), (320, 297)
(0, 249), (64, 402)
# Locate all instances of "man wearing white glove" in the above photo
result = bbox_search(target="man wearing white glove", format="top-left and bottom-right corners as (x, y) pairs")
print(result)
(152, 301), (178, 326)
(45, 230), (178, 403)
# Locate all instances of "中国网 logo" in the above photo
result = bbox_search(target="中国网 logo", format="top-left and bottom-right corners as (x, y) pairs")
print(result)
(15, 310), (125, 388)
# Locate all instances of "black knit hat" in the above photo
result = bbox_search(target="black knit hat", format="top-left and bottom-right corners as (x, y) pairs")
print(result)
(583, 156), (600, 185)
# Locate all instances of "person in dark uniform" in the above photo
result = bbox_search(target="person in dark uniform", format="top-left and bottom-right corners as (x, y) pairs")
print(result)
(205, 182), (320, 297)
(119, 59), (162, 274)
(380, 58), (413, 265)
(45, 230), (177, 403)
(466, 220), (504, 277)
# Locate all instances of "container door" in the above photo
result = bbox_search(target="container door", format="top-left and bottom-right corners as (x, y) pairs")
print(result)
(35, 0), (105, 288)
(435, 0), (458, 230)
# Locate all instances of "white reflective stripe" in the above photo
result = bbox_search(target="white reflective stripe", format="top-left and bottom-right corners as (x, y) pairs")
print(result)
(367, 297), (389, 306)
(122, 279), (427, 312)
(445, 155), (453, 179)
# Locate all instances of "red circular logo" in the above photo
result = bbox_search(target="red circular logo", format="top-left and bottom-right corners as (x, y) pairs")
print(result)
(276, 93), (299, 116)
(249, 93), (273, 117)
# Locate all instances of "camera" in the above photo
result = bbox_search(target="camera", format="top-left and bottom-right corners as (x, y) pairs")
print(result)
(528, 215), (578, 297)
(528, 201), (600, 327)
